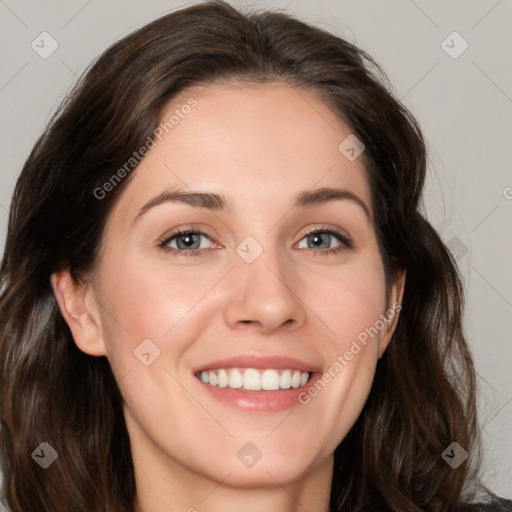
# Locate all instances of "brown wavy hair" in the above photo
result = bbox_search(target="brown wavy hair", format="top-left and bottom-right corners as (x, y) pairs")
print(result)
(0, 1), (505, 511)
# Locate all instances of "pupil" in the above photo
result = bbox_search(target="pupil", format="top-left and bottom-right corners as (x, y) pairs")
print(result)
(182, 234), (196, 247)
(311, 233), (324, 247)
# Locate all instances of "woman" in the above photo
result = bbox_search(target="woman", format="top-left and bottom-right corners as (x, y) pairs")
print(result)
(0, 1), (510, 511)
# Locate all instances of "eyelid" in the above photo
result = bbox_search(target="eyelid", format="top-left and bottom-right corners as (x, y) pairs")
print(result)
(157, 226), (217, 250)
(299, 224), (352, 243)
(157, 223), (215, 243)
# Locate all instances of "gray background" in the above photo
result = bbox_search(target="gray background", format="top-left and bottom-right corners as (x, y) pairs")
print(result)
(0, 0), (510, 505)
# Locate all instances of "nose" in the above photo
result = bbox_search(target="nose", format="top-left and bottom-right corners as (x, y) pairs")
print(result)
(223, 244), (308, 334)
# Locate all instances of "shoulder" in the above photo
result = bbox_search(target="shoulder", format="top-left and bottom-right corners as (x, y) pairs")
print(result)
(463, 498), (512, 511)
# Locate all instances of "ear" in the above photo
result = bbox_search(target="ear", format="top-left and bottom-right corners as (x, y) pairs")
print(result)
(51, 269), (107, 357)
(377, 267), (406, 359)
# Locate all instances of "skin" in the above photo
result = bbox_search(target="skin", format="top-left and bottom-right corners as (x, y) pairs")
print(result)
(52, 82), (405, 512)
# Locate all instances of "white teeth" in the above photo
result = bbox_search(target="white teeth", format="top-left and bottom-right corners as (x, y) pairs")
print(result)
(229, 368), (243, 388)
(198, 368), (311, 391)
(243, 368), (261, 391)
(261, 369), (280, 390)
(208, 371), (218, 386)
(280, 369), (291, 389)
(217, 369), (229, 388)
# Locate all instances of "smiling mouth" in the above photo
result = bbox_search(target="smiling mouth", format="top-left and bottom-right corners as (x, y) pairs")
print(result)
(196, 368), (312, 391)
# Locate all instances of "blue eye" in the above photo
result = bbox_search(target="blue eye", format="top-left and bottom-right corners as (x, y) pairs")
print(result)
(296, 228), (352, 254)
(161, 230), (211, 252)
(158, 227), (352, 257)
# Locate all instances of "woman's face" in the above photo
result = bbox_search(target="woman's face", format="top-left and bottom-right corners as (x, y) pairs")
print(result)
(56, 82), (403, 491)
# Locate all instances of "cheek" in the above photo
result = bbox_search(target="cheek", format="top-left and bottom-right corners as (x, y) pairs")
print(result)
(97, 255), (209, 348)
(299, 259), (386, 438)
(309, 256), (387, 347)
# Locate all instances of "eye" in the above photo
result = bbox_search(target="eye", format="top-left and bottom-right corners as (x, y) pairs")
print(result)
(158, 226), (352, 257)
(296, 227), (352, 255)
(159, 229), (213, 256)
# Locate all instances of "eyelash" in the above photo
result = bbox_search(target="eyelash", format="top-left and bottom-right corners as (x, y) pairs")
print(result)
(158, 226), (352, 257)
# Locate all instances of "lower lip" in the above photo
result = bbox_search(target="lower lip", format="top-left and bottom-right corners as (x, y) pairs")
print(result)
(195, 373), (322, 412)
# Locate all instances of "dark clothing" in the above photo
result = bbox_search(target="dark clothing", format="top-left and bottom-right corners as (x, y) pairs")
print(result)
(464, 498), (512, 511)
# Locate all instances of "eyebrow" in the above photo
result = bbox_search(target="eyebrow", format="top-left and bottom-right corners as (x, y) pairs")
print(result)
(133, 186), (372, 223)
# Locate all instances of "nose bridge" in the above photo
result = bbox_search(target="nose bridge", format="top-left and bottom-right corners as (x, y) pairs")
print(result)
(225, 229), (305, 332)
(235, 230), (286, 287)
(235, 218), (291, 278)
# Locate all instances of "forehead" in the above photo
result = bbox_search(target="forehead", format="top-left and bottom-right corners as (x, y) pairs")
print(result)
(111, 82), (372, 222)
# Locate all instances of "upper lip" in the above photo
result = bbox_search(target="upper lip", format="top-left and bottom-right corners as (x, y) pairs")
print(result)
(192, 354), (322, 374)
